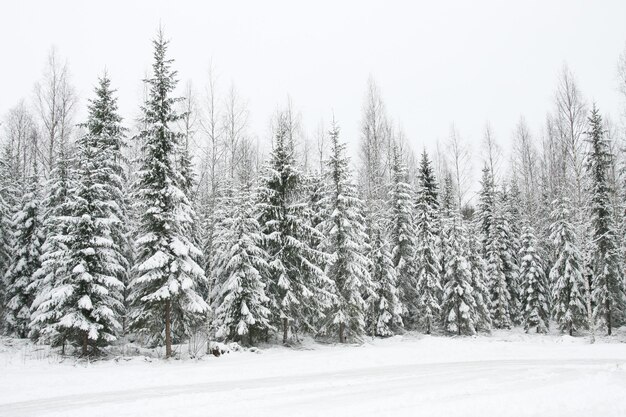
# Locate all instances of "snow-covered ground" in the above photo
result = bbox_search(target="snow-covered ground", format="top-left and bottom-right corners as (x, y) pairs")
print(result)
(1, 330), (626, 417)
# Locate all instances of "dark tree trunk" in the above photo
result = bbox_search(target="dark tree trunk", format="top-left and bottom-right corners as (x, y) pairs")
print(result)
(165, 299), (172, 358)
(339, 323), (345, 343)
(607, 300), (612, 336)
(282, 318), (288, 344)
(82, 332), (88, 356)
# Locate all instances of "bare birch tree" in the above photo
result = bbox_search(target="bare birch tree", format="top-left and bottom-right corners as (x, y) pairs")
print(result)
(447, 124), (472, 208)
(33, 47), (77, 175)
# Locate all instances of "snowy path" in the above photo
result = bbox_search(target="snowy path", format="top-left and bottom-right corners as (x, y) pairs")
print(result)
(1, 333), (626, 416)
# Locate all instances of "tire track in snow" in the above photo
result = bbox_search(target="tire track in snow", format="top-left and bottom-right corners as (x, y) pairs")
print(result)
(0, 358), (623, 416)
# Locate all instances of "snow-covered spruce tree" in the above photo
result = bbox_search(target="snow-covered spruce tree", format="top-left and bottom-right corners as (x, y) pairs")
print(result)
(129, 30), (208, 358)
(500, 185), (522, 324)
(0, 146), (20, 326)
(414, 150), (441, 334)
(369, 222), (403, 337)
(438, 173), (456, 297)
(485, 215), (512, 329)
(388, 143), (417, 325)
(257, 113), (332, 344)
(585, 105), (625, 335)
(30, 143), (75, 346)
(319, 123), (373, 343)
(476, 166), (496, 256)
(305, 172), (326, 251)
(484, 186), (521, 330)
(212, 157), (273, 345)
(441, 215), (478, 335)
(31, 75), (127, 355)
(3, 172), (44, 338)
(549, 196), (587, 336)
(466, 224), (492, 332)
(519, 225), (549, 333)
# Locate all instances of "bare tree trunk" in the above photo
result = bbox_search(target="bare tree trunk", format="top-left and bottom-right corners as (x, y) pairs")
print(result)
(165, 300), (172, 358)
(282, 318), (288, 344)
(607, 300), (612, 336)
(584, 274), (595, 343)
(339, 323), (345, 343)
(82, 332), (88, 356)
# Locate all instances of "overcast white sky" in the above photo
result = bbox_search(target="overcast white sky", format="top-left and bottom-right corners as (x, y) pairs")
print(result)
(2, 0), (626, 175)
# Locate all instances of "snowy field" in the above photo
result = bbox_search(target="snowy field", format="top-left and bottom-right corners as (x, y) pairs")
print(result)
(1, 330), (626, 417)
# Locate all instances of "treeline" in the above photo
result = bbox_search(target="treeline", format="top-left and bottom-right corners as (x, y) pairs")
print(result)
(1, 30), (626, 357)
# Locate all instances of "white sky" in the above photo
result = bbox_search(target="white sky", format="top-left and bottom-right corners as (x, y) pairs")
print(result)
(2, 0), (626, 177)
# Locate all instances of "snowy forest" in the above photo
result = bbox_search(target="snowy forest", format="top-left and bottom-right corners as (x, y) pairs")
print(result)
(2, 29), (626, 359)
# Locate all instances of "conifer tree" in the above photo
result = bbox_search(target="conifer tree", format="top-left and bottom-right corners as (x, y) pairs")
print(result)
(369, 223), (403, 337)
(32, 75), (127, 354)
(129, 30), (208, 357)
(476, 166), (496, 255)
(438, 174), (456, 298)
(585, 106), (625, 335)
(319, 123), (372, 342)
(388, 144), (417, 324)
(500, 185), (522, 324)
(305, 172), (326, 251)
(441, 215), (478, 335)
(3, 172), (43, 338)
(0, 146), (20, 326)
(484, 185), (520, 329)
(414, 150), (441, 333)
(30, 144), (75, 347)
(519, 225), (549, 333)
(486, 217), (513, 329)
(467, 225), (492, 332)
(257, 113), (332, 344)
(549, 196), (587, 335)
(212, 158), (273, 345)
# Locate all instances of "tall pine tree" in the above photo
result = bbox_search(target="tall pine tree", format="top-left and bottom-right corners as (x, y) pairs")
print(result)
(3, 171), (43, 338)
(257, 113), (332, 344)
(549, 196), (587, 336)
(32, 75), (127, 354)
(585, 105), (625, 335)
(212, 157), (273, 345)
(129, 30), (208, 357)
(519, 225), (549, 333)
(319, 123), (372, 342)
(441, 215), (478, 335)
(414, 150), (441, 334)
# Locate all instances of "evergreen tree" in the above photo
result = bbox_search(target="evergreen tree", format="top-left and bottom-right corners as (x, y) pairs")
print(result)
(484, 186), (520, 329)
(129, 30), (208, 357)
(369, 223), (403, 337)
(414, 150), (441, 334)
(438, 173), (456, 305)
(212, 158), (273, 345)
(519, 225), (549, 333)
(585, 106), (625, 335)
(30, 144), (75, 347)
(319, 123), (373, 342)
(31, 75), (127, 354)
(3, 172), (43, 337)
(467, 225), (492, 332)
(549, 196), (587, 335)
(305, 172), (326, 251)
(0, 145), (20, 326)
(257, 113), (332, 344)
(476, 166), (496, 255)
(500, 185), (522, 324)
(486, 218), (512, 329)
(441, 215), (478, 335)
(388, 144), (417, 324)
